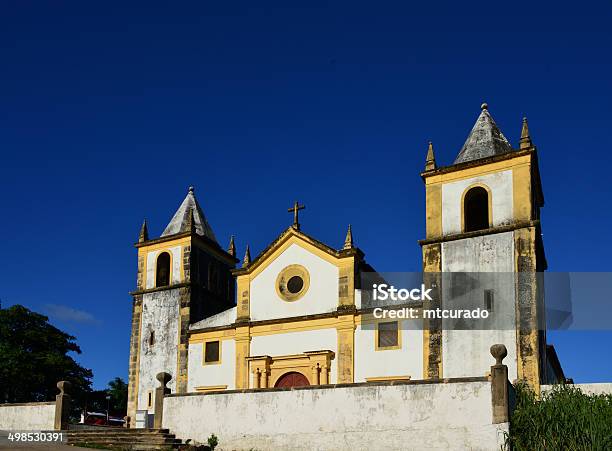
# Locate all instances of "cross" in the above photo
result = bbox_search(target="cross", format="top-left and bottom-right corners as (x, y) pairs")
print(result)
(288, 201), (305, 229)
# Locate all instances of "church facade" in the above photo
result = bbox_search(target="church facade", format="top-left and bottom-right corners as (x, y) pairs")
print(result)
(126, 104), (565, 426)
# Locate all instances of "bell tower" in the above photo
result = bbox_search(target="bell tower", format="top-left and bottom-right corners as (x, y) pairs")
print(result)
(420, 104), (547, 387)
(126, 187), (238, 426)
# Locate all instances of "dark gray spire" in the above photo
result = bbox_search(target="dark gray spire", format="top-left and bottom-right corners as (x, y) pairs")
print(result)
(161, 186), (217, 242)
(454, 103), (514, 164)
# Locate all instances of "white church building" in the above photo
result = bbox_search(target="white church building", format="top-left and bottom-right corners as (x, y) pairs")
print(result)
(126, 104), (565, 428)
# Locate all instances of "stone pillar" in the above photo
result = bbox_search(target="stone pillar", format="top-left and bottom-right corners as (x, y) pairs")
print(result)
(261, 368), (269, 388)
(321, 365), (329, 385)
(311, 365), (320, 385)
(153, 372), (172, 429)
(54, 381), (71, 430)
(490, 344), (510, 424)
(253, 369), (261, 389)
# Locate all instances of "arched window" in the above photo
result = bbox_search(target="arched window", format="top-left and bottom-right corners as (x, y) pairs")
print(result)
(156, 252), (171, 287)
(148, 330), (155, 347)
(464, 186), (489, 232)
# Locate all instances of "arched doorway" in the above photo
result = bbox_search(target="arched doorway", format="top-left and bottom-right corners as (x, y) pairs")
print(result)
(274, 371), (310, 388)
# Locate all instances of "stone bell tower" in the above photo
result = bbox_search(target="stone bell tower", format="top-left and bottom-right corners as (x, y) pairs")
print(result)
(126, 187), (238, 426)
(420, 104), (548, 387)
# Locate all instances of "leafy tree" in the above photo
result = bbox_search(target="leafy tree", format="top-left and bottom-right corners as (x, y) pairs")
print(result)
(107, 377), (128, 415)
(0, 304), (93, 404)
(84, 378), (128, 416)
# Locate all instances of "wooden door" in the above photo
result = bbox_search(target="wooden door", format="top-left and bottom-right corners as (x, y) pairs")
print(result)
(274, 371), (310, 388)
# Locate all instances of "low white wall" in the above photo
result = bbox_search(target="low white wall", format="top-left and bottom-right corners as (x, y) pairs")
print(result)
(0, 402), (55, 431)
(163, 380), (507, 450)
(542, 383), (612, 396)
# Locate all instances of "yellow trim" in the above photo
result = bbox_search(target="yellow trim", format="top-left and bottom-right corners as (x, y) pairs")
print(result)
(190, 316), (347, 344)
(248, 233), (353, 279)
(195, 385), (227, 392)
(138, 236), (192, 252)
(141, 253), (148, 292)
(425, 183), (442, 239)
(248, 350), (334, 388)
(366, 375), (411, 382)
(374, 320), (402, 351)
(153, 250), (173, 288)
(460, 183), (493, 233)
(180, 245), (185, 283)
(275, 264), (310, 302)
(190, 329), (236, 343)
(336, 314), (355, 383)
(423, 154), (532, 185)
(234, 325), (251, 389)
(512, 163), (533, 222)
(129, 302), (143, 421)
(202, 339), (222, 365)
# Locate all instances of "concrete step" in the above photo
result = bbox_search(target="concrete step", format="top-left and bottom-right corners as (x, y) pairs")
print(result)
(64, 428), (182, 450)
(66, 431), (175, 437)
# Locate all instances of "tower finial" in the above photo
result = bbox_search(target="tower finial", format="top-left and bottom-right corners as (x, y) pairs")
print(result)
(188, 186), (195, 194)
(481, 102), (488, 111)
(343, 224), (354, 250)
(139, 219), (149, 243)
(425, 141), (437, 171)
(519, 117), (533, 150)
(243, 245), (251, 267)
(228, 235), (236, 257)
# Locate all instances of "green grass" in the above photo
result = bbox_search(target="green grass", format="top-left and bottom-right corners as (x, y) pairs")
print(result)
(505, 383), (612, 450)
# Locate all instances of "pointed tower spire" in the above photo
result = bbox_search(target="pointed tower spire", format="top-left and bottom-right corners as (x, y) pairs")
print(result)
(138, 219), (149, 243)
(425, 141), (437, 171)
(242, 245), (251, 267)
(454, 103), (514, 164)
(519, 117), (533, 150)
(343, 224), (354, 250)
(161, 186), (218, 241)
(228, 235), (236, 257)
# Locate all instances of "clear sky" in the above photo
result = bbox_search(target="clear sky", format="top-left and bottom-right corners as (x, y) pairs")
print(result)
(1, 2), (611, 388)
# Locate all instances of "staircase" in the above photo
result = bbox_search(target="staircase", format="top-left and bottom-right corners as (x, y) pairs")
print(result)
(65, 428), (182, 450)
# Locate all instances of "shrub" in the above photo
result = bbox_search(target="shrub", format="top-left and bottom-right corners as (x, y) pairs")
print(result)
(505, 383), (612, 450)
(207, 433), (218, 450)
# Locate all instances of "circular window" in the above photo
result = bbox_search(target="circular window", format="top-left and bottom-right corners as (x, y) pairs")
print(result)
(276, 265), (310, 302)
(287, 276), (304, 294)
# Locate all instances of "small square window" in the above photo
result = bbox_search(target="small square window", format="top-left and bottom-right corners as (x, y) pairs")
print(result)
(204, 341), (220, 363)
(377, 321), (399, 349)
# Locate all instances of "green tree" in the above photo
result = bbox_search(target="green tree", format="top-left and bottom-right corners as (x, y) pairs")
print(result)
(107, 377), (128, 415)
(84, 378), (128, 416)
(0, 304), (93, 404)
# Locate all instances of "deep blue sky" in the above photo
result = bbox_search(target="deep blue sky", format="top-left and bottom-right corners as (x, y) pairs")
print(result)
(1, 2), (611, 388)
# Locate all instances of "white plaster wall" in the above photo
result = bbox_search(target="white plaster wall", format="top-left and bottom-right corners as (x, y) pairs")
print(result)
(145, 246), (182, 289)
(250, 329), (338, 385)
(190, 307), (236, 330)
(250, 244), (339, 322)
(354, 319), (423, 382)
(0, 402), (55, 430)
(442, 233), (518, 380)
(138, 290), (180, 412)
(187, 340), (236, 391)
(442, 170), (513, 235)
(163, 381), (507, 450)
